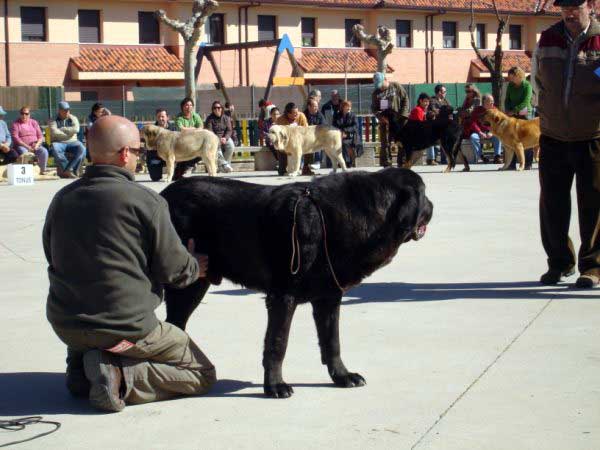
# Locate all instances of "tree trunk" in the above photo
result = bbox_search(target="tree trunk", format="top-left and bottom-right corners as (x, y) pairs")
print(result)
(183, 42), (197, 111)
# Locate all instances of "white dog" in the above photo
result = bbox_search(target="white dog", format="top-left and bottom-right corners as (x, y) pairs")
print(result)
(140, 125), (219, 182)
(268, 124), (347, 177)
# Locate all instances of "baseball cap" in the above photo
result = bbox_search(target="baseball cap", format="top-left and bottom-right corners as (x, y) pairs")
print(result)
(373, 72), (385, 89)
(553, 0), (586, 6)
(58, 101), (70, 110)
(0, 106), (6, 116)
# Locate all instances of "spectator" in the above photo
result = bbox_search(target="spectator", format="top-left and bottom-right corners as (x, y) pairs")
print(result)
(409, 93), (437, 166)
(258, 98), (273, 145)
(11, 106), (49, 175)
(224, 102), (239, 146)
(263, 107), (281, 162)
(175, 97), (203, 131)
(304, 98), (326, 169)
(333, 100), (363, 168)
(505, 66), (534, 170)
(321, 90), (341, 125)
(0, 105), (16, 165)
(428, 84), (452, 164)
(88, 103), (111, 125)
(49, 101), (86, 179)
(308, 89), (322, 106)
(204, 101), (234, 173)
(371, 72), (410, 167)
(275, 102), (309, 176)
(146, 108), (178, 182)
(465, 94), (503, 164)
(460, 84), (482, 118)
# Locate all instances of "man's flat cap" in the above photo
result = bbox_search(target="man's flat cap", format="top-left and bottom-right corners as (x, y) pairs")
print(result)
(553, 0), (586, 6)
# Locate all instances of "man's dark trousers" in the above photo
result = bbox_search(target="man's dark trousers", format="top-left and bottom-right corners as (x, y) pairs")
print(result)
(539, 135), (600, 275)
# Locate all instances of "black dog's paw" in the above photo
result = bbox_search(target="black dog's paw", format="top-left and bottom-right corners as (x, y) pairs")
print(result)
(332, 372), (366, 388)
(264, 383), (294, 399)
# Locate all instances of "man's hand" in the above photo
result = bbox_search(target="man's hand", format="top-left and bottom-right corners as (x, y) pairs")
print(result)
(187, 238), (208, 279)
(0, 143), (9, 153)
(220, 137), (227, 145)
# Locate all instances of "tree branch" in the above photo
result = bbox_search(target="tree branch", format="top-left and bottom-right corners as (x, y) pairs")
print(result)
(469, 0), (494, 72)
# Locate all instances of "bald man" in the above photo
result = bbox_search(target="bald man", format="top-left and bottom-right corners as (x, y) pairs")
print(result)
(43, 116), (215, 412)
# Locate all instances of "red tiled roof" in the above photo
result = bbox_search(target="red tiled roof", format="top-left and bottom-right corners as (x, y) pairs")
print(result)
(298, 48), (394, 74)
(471, 50), (532, 72)
(225, 0), (559, 14)
(71, 46), (184, 72)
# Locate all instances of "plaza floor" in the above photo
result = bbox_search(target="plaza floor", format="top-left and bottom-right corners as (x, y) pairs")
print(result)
(1, 165), (598, 450)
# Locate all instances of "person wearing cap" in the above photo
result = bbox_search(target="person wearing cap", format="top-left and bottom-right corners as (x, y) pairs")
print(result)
(0, 106), (16, 164)
(532, 0), (600, 288)
(49, 101), (86, 179)
(371, 72), (410, 167)
(11, 106), (49, 175)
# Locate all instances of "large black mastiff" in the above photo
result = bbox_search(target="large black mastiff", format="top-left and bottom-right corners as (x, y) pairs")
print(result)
(160, 168), (433, 398)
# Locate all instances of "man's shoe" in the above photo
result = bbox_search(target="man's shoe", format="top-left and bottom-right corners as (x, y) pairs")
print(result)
(301, 167), (315, 176)
(61, 170), (78, 179)
(493, 155), (503, 164)
(575, 273), (600, 289)
(540, 267), (575, 285)
(83, 350), (126, 412)
(219, 164), (233, 173)
(426, 159), (438, 166)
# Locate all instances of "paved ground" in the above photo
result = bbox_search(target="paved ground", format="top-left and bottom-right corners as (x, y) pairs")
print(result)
(1, 164), (599, 450)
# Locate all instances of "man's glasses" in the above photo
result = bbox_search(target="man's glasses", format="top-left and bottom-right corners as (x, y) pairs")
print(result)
(20, 112), (30, 115)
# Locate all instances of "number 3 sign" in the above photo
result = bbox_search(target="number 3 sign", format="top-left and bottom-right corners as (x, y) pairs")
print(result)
(7, 164), (34, 186)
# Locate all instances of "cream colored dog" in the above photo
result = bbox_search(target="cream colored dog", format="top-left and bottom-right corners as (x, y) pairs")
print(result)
(268, 124), (347, 177)
(140, 125), (219, 182)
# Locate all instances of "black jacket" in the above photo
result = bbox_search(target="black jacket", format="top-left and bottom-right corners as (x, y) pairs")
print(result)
(44, 165), (199, 339)
(333, 111), (363, 156)
(304, 110), (326, 126)
(204, 113), (232, 140)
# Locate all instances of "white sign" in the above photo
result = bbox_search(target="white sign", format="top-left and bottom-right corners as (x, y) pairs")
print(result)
(7, 164), (34, 186)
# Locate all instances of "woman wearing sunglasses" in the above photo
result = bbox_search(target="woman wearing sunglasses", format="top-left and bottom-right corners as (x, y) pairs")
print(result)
(10, 106), (49, 175)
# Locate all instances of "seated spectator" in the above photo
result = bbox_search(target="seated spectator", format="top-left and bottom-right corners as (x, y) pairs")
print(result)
(304, 98), (325, 170)
(409, 93), (437, 166)
(465, 94), (502, 164)
(11, 106), (49, 175)
(276, 102), (309, 176)
(50, 101), (86, 179)
(263, 106), (280, 161)
(333, 100), (363, 168)
(321, 90), (341, 125)
(205, 101), (234, 173)
(0, 105), (17, 165)
(258, 99), (273, 146)
(175, 97), (203, 131)
(459, 84), (482, 120)
(88, 103), (111, 125)
(224, 102), (239, 146)
(146, 108), (180, 181)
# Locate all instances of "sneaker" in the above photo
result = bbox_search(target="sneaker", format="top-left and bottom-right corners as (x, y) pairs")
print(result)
(493, 155), (503, 164)
(575, 273), (600, 288)
(83, 350), (126, 412)
(426, 159), (438, 166)
(539, 267), (575, 285)
(310, 163), (321, 170)
(219, 164), (233, 173)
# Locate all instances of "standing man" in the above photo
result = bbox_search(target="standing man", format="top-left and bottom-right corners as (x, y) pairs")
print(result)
(44, 115), (215, 412)
(533, 0), (600, 287)
(0, 105), (16, 164)
(304, 98), (326, 169)
(371, 72), (410, 167)
(146, 108), (178, 182)
(49, 101), (87, 178)
(428, 84), (453, 164)
(321, 90), (341, 125)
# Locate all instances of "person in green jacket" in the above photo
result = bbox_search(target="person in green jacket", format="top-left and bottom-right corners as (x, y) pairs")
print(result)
(175, 97), (203, 130)
(505, 66), (534, 169)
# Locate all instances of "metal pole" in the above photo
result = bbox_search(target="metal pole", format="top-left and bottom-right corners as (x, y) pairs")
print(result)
(47, 87), (52, 120)
(344, 52), (349, 101)
(358, 82), (362, 113)
(122, 85), (126, 117)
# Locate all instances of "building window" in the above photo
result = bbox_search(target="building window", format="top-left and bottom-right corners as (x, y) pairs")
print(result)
(206, 13), (224, 45)
(509, 24), (522, 49)
(258, 15), (276, 41)
(442, 21), (457, 48)
(138, 11), (160, 44)
(81, 91), (99, 102)
(301, 18), (316, 47)
(21, 7), (46, 42)
(79, 10), (101, 43)
(396, 20), (411, 48)
(475, 23), (486, 49)
(345, 19), (361, 47)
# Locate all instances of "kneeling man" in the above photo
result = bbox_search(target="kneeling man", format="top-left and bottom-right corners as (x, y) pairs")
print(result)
(43, 115), (215, 412)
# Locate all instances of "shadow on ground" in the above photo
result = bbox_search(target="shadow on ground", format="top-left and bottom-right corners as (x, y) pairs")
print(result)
(215, 281), (600, 304)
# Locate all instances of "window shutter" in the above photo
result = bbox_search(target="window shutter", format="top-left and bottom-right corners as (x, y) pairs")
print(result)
(21, 7), (46, 42)
(258, 15), (276, 41)
(139, 12), (160, 44)
(79, 10), (100, 43)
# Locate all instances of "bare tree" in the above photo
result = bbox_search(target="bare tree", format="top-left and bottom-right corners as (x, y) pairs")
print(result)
(468, 0), (510, 107)
(155, 0), (218, 111)
(352, 24), (394, 73)
(534, 0), (551, 15)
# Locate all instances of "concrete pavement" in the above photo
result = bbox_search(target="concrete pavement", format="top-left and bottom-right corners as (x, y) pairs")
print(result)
(0, 165), (599, 450)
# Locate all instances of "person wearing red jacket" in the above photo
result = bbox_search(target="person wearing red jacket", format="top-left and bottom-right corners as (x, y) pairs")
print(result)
(464, 94), (502, 164)
(409, 93), (437, 165)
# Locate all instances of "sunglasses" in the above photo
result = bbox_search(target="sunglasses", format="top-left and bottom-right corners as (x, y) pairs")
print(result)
(213, 106), (223, 110)
(20, 112), (30, 115)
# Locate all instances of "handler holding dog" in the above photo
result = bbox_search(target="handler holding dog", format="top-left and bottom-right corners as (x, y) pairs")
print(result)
(534, 0), (600, 287)
(44, 115), (216, 412)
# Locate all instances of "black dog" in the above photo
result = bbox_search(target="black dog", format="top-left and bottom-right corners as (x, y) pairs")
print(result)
(391, 106), (469, 172)
(160, 168), (433, 398)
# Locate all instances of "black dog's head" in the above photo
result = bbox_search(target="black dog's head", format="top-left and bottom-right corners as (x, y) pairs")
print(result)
(437, 105), (456, 121)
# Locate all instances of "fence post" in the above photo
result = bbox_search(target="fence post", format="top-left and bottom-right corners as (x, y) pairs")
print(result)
(251, 84), (255, 116)
(47, 87), (52, 120)
(358, 83), (362, 113)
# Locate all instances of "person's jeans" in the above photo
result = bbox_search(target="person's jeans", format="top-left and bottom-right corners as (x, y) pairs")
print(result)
(217, 138), (234, 167)
(426, 146), (436, 160)
(15, 145), (48, 171)
(470, 133), (502, 160)
(52, 141), (86, 173)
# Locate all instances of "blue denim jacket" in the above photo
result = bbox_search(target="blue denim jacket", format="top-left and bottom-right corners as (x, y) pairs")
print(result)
(0, 119), (11, 146)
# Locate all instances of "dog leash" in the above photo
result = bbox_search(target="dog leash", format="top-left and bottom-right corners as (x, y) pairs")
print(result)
(290, 188), (345, 293)
(0, 416), (61, 447)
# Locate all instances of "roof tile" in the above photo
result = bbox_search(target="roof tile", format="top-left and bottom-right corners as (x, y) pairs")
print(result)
(298, 48), (394, 74)
(471, 50), (532, 72)
(71, 46), (184, 72)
